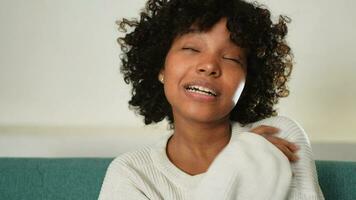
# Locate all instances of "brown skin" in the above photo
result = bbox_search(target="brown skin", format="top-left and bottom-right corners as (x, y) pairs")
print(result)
(161, 18), (298, 176)
(161, 19), (247, 125)
(166, 123), (231, 175)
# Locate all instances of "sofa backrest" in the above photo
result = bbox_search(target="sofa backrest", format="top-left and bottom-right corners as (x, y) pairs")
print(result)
(316, 160), (356, 200)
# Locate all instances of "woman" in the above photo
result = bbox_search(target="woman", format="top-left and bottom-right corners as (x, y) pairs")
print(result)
(99, 0), (324, 199)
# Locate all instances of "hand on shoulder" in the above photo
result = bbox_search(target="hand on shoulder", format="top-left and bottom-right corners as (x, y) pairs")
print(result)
(248, 116), (310, 162)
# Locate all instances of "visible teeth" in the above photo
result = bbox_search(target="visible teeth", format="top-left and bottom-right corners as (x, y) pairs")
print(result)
(187, 88), (215, 96)
(186, 85), (217, 96)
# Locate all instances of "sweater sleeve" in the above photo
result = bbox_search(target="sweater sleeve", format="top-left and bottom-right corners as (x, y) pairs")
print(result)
(192, 132), (292, 200)
(252, 116), (325, 200)
(98, 158), (151, 200)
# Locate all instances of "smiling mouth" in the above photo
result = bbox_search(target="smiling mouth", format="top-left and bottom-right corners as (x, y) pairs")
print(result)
(185, 85), (217, 97)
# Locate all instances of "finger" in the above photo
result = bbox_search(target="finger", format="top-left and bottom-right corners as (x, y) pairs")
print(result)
(278, 138), (299, 153)
(250, 125), (280, 136)
(264, 136), (300, 162)
(267, 136), (300, 153)
(288, 142), (300, 152)
(276, 144), (299, 162)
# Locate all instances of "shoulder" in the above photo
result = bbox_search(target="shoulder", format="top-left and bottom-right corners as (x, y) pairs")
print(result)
(106, 132), (172, 175)
(101, 147), (154, 190)
(252, 115), (301, 130)
(99, 147), (156, 200)
(232, 115), (302, 133)
(108, 146), (153, 172)
(251, 115), (310, 143)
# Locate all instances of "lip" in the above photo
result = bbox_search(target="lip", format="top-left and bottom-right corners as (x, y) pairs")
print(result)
(182, 80), (220, 102)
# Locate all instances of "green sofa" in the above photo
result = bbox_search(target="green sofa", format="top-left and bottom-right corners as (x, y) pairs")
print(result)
(0, 158), (355, 200)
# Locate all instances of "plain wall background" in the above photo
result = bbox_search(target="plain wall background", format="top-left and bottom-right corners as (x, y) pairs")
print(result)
(0, 0), (355, 160)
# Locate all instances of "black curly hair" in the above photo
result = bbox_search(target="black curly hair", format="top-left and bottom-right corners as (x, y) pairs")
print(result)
(118, 0), (293, 126)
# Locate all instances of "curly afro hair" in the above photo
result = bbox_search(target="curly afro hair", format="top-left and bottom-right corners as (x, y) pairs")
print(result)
(118, 0), (293, 126)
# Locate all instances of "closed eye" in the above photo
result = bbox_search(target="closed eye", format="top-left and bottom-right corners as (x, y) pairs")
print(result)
(224, 57), (244, 66)
(182, 47), (200, 52)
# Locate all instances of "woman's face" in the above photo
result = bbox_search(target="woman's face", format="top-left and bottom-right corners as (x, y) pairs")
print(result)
(161, 18), (247, 124)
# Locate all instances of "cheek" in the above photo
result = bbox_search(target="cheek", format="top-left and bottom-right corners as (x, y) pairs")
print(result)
(163, 54), (191, 81)
(162, 56), (186, 100)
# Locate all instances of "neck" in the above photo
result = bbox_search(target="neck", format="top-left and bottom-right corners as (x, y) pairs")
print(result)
(169, 117), (232, 159)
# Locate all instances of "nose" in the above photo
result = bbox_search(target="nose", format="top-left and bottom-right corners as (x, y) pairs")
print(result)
(195, 56), (221, 77)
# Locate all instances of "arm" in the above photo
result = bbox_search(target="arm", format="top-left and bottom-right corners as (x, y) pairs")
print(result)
(252, 116), (325, 200)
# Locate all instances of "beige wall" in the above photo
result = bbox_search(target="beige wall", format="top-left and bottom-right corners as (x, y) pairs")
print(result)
(0, 0), (355, 158)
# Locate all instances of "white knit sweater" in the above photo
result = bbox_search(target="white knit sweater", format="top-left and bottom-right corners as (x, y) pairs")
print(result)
(98, 116), (324, 200)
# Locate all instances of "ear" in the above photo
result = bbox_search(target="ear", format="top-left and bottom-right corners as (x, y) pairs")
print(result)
(158, 69), (164, 84)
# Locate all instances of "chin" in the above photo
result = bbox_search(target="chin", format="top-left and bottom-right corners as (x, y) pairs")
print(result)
(183, 110), (230, 124)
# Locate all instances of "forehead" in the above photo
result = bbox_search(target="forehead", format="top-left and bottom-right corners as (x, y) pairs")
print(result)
(174, 20), (242, 50)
